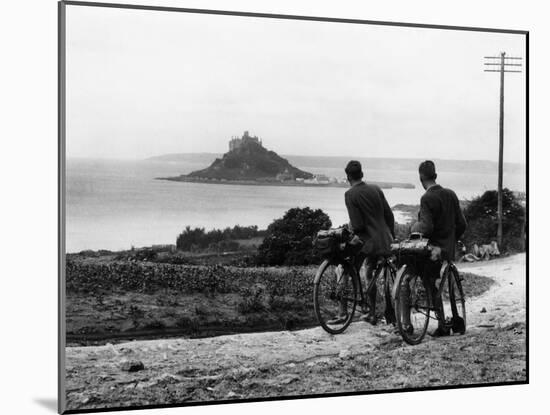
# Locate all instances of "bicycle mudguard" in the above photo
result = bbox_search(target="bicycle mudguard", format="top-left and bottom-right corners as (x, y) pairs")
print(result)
(391, 264), (408, 305)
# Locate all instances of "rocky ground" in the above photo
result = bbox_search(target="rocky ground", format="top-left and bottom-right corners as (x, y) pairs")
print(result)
(64, 254), (527, 412)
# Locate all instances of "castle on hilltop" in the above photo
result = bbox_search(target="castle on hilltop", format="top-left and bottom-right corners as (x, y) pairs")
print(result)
(229, 131), (262, 152)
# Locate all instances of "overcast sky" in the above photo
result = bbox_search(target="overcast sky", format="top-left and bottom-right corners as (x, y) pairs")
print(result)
(65, 5), (526, 163)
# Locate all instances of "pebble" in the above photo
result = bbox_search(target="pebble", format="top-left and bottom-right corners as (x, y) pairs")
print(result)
(120, 360), (145, 372)
(338, 349), (351, 359)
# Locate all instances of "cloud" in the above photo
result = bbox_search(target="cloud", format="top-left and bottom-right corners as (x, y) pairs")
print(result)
(65, 5), (526, 162)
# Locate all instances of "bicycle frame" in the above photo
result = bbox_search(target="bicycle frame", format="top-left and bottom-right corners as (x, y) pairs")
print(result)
(341, 255), (396, 309)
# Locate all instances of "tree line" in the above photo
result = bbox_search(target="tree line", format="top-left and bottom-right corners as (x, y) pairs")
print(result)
(176, 225), (265, 251)
(176, 189), (525, 265)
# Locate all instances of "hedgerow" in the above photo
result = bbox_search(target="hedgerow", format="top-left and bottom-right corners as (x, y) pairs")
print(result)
(66, 260), (316, 298)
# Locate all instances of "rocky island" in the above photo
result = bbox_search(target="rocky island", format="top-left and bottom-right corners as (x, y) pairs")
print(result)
(157, 131), (415, 189)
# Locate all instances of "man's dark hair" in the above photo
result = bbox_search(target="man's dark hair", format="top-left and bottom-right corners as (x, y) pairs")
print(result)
(419, 160), (437, 181)
(345, 160), (364, 181)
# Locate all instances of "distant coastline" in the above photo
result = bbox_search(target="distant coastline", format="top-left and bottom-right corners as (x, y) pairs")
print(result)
(147, 153), (526, 175)
(156, 175), (415, 190)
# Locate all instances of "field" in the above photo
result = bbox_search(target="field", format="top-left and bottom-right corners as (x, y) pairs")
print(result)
(66, 253), (494, 345)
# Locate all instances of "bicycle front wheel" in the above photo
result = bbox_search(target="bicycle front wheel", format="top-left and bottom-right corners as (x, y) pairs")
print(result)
(395, 267), (430, 345)
(313, 259), (358, 334)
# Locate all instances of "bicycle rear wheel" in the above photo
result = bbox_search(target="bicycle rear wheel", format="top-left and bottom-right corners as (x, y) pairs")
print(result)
(443, 266), (466, 334)
(395, 267), (430, 345)
(314, 259), (358, 334)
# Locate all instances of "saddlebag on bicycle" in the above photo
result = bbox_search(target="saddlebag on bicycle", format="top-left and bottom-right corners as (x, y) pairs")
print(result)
(391, 233), (431, 265)
(390, 239), (430, 255)
(313, 227), (350, 258)
(313, 236), (336, 256)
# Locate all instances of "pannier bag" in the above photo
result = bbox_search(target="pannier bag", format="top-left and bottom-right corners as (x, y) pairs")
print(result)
(313, 227), (350, 257)
(390, 232), (431, 256)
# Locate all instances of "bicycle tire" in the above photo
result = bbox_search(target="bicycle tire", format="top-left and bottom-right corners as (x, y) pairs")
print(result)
(395, 267), (430, 345)
(448, 266), (467, 334)
(314, 259), (358, 334)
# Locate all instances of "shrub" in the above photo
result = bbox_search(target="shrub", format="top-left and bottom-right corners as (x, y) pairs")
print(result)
(176, 225), (263, 251)
(256, 207), (332, 266)
(461, 188), (525, 253)
(236, 286), (266, 314)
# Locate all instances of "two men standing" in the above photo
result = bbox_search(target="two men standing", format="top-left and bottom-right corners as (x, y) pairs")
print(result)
(343, 159), (467, 335)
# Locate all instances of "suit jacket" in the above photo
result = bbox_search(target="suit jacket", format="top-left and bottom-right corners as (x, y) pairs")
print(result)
(345, 182), (395, 256)
(412, 184), (467, 259)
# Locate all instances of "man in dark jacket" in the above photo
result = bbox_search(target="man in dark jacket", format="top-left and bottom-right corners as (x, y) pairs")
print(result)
(412, 160), (467, 336)
(336, 160), (395, 325)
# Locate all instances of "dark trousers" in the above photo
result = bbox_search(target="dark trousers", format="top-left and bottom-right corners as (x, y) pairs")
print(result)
(422, 260), (445, 327)
(354, 252), (373, 314)
(355, 252), (394, 322)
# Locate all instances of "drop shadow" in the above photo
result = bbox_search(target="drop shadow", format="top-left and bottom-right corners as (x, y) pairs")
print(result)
(34, 398), (57, 413)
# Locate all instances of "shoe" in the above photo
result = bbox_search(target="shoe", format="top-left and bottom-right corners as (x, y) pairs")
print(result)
(384, 312), (396, 326)
(327, 315), (348, 325)
(451, 316), (466, 334)
(361, 314), (377, 325)
(428, 326), (451, 337)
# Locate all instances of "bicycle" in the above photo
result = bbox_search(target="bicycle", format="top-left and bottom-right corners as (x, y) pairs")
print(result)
(312, 227), (397, 335)
(392, 233), (467, 345)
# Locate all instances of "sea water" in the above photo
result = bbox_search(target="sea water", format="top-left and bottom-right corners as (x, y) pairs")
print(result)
(66, 158), (525, 252)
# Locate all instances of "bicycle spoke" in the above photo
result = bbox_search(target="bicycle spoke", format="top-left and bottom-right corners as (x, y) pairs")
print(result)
(395, 269), (430, 345)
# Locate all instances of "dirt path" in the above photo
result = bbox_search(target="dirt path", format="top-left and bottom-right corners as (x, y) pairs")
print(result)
(65, 254), (526, 411)
(459, 253), (526, 328)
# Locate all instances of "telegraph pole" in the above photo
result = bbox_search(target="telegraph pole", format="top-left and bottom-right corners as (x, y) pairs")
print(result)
(484, 53), (522, 247)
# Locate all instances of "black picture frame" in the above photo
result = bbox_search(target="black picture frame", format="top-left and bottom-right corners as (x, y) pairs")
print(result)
(58, 2), (529, 413)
